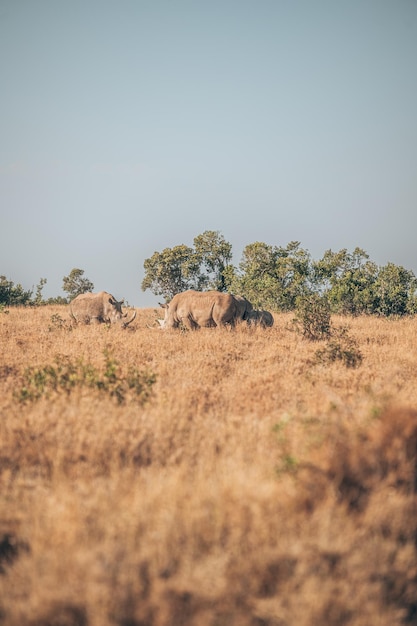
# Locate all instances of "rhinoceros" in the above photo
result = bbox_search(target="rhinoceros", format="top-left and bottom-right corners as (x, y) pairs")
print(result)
(70, 291), (136, 327)
(246, 309), (274, 328)
(232, 295), (254, 321)
(159, 290), (241, 329)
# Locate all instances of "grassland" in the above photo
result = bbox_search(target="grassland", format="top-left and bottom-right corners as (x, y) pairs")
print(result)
(1, 305), (417, 626)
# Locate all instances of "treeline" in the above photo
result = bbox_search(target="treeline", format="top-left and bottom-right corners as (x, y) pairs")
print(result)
(0, 269), (93, 308)
(3, 233), (416, 317)
(142, 231), (417, 317)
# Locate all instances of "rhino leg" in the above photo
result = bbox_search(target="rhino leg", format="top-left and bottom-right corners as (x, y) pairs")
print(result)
(182, 315), (199, 330)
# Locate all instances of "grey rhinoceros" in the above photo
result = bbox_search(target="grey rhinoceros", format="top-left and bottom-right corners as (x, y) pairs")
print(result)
(158, 290), (241, 330)
(70, 291), (136, 327)
(246, 309), (274, 328)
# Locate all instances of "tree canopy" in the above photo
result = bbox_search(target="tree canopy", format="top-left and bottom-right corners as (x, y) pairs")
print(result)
(141, 231), (233, 301)
(228, 241), (312, 311)
(0, 276), (33, 306)
(62, 268), (94, 300)
(2, 234), (416, 317)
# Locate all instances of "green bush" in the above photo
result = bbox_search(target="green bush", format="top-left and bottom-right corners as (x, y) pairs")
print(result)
(0, 276), (32, 306)
(292, 294), (331, 341)
(48, 313), (70, 331)
(313, 326), (363, 368)
(16, 350), (156, 405)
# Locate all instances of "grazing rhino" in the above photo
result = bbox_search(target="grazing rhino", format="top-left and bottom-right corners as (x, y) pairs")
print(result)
(232, 295), (254, 321)
(246, 309), (274, 328)
(70, 291), (136, 327)
(159, 290), (241, 330)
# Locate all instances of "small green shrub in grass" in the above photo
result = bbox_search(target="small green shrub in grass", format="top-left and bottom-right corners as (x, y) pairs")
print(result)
(292, 294), (332, 341)
(313, 326), (363, 368)
(16, 350), (156, 405)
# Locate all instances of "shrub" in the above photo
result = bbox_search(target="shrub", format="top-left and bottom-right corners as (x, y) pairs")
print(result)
(16, 350), (156, 405)
(0, 276), (32, 306)
(313, 326), (363, 368)
(48, 313), (70, 331)
(292, 295), (362, 368)
(292, 294), (331, 340)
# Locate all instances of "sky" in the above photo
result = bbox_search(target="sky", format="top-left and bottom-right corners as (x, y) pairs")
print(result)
(1, 1), (416, 307)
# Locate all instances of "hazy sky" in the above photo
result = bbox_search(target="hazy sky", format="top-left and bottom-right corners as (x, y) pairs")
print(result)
(1, 1), (416, 306)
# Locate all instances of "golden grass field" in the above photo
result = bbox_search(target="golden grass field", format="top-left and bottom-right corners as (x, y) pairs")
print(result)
(1, 305), (417, 626)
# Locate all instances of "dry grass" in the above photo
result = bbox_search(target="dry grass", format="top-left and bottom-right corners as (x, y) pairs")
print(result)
(1, 306), (417, 625)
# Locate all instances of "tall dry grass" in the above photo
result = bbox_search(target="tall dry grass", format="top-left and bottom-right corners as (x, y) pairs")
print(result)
(1, 305), (417, 625)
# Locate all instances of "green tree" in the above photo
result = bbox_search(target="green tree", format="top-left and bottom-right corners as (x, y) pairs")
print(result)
(45, 296), (69, 305)
(230, 241), (313, 311)
(0, 276), (33, 306)
(142, 245), (200, 301)
(141, 231), (234, 300)
(374, 263), (417, 316)
(313, 248), (378, 315)
(34, 278), (47, 305)
(62, 268), (94, 300)
(193, 230), (233, 291)
(229, 241), (278, 309)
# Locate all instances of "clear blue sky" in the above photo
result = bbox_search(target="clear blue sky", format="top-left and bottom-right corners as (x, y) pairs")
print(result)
(1, 1), (416, 306)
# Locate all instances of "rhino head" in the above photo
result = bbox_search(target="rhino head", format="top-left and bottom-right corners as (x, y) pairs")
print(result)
(108, 296), (136, 327)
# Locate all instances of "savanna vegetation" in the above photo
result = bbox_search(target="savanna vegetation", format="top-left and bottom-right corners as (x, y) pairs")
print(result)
(141, 231), (417, 316)
(3, 231), (417, 318)
(0, 268), (93, 307)
(1, 304), (417, 625)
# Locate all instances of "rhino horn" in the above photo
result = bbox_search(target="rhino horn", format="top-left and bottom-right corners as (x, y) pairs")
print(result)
(123, 309), (137, 327)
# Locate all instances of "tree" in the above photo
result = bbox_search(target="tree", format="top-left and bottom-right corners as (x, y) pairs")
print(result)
(34, 278), (47, 305)
(374, 263), (417, 316)
(0, 276), (33, 306)
(44, 296), (69, 305)
(230, 241), (313, 311)
(192, 231), (233, 291)
(62, 269), (94, 300)
(313, 248), (378, 315)
(274, 241), (313, 309)
(141, 231), (234, 300)
(141, 245), (200, 301)
(229, 241), (277, 309)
